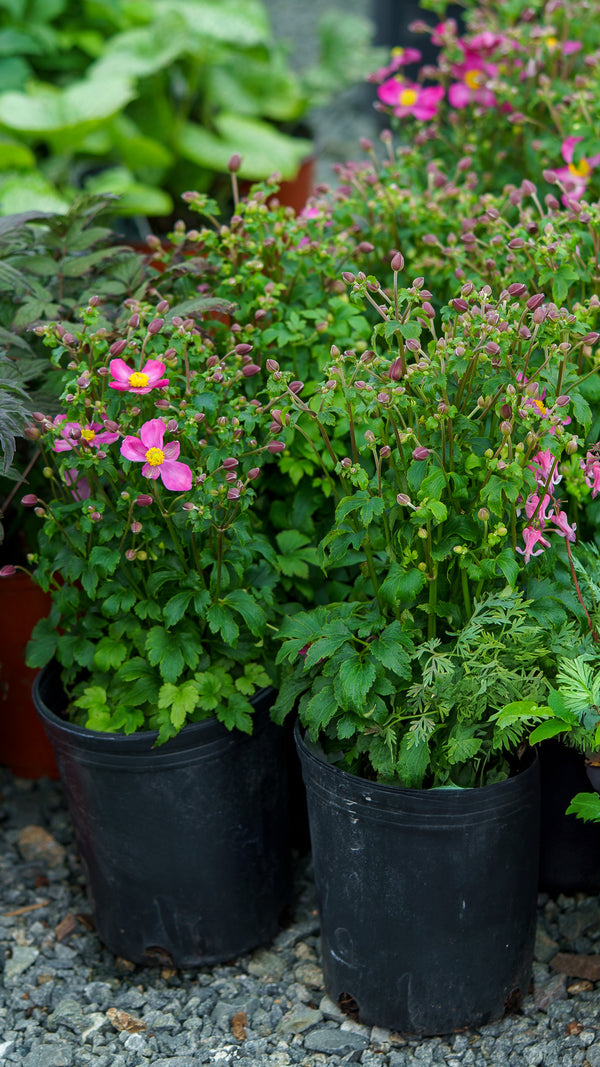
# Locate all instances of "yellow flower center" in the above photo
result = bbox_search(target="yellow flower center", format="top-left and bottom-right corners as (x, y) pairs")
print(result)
(464, 69), (485, 90)
(532, 398), (547, 416)
(391, 46), (405, 58)
(80, 427), (95, 442)
(545, 35), (559, 50)
(145, 447), (164, 466)
(569, 158), (591, 178)
(129, 371), (149, 388)
(399, 88), (418, 106)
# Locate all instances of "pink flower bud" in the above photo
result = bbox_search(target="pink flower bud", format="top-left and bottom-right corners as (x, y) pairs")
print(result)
(135, 495), (153, 507)
(131, 521), (142, 534)
(148, 318), (164, 335)
(0, 565), (16, 577)
(342, 272), (355, 284)
(581, 333), (600, 345)
(380, 445), (391, 458)
(377, 392), (390, 404)
(451, 298), (469, 313)
(289, 381), (304, 394)
(508, 282), (527, 297)
(526, 293), (545, 310)
(227, 486), (241, 499)
(235, 343), (253, 356)
(266, 359), (280, 373)
(391, 252), (404, 272)
(389, 357), (404, 381)
(22, 494), (38, 506)
(412, 446), (430, 461)
(248, 467), (260, 480)
(396, 493), (412, 505)
(128, 313), (140, 329)
(556, 395), (570, 407)
(485, 341), (500, 355)
(125, 549), (137, 561)
(228, 153), (242, 173)
(223, 457), (239, 470)
(267, 440), (286, 454)
(241, 364), (261, 377)
(532, 306), (547, 324)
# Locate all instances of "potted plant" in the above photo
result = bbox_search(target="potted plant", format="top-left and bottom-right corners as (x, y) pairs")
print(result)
(268, 252), (600, 1034)
(19, 278), (292, 966)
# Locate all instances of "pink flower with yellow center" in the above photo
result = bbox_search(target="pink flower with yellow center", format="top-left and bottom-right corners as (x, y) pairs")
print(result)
(109, 358), (169, 394)
(377, 78), (445, 120)
(554, 136), (600, 202)
(369, 46), (423, 82)
(120, 419), (192, 491)
(448, 52), (498, 108)
(53, 417), (119, 452)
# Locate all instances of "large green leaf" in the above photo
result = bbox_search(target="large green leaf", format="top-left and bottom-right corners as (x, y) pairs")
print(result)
(83, 166), (173, 216)
(0, 72), (134, 133)
(176, 113), (313, 180)
(153, 0), (271, 44)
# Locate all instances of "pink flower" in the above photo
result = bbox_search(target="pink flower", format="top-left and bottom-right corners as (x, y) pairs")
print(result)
(377, 79), (445, 120)
(516, 525), (551, 563)
(553, 136), (600, 202)
(524, 492), (552, 526)
(581, 451), (600, 497)
(120, 419), (193, 491)
(448, 54), (498, 109)
(64, 468), (91, 501)
(530, 449), (562, 489)
(369, 46), (422, 82)
(549, 510), (577, 541)
(53, 417), (119, 452)
(109, 359), (169, 394)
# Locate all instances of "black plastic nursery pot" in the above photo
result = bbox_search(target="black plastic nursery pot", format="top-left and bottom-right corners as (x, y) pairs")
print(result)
(296, 723), (541, 1036)
(539, 738), (600, 894)
(34, 661), (292, 967)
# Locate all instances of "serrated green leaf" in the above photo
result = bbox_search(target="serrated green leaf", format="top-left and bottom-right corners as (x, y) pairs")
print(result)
(145, 626), (185, 683)
(222, 588), (266, 637)
(206, 603), (239, 645)
(338, 655), (377, 709)
(25, 616), (57, 668)
(92, 636), (128, 671)
(158, 680), (200, 730)
(566, 791), (600, 823)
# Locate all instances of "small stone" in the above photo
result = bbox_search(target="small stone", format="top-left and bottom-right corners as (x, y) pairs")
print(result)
(567, 979), (594, 993)
(524, 1045), (544, 1066)
(106, 1008), (146, 1033)
(4, 945), (39, 981)
(551, 952), (600, 981)
(81, 1013), (107, 1042)
(534, 973), (568, 1010)
(534, 927), (559, 963)
(303, 1026), (369, 1055)
(0, 1041), (13, 1059)
(370, 1025), (392, 1046)
(246, 948), (287, 981)
(278, 1006), (323, 1034)
(123, 1033), (148, 1052)
(18, 826), (66, 868)
(558, 905), (600, 941)
(319, 994), (347, 1022)
(47, 998), (85, 1032)
(23, 1044), (73, 1067)
(293, 961), (324, 988)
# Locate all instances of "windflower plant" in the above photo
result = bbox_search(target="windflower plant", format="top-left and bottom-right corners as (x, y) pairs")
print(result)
(19, 295), (282, 743)
(271, 255), (600, 788)
(370, 0), (600, 202)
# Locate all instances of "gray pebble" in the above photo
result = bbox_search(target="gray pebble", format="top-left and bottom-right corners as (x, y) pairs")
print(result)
(303, 1026), (369, 1054)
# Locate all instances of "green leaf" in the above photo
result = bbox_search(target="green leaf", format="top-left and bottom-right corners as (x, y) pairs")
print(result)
(25, 616), (57, 668)
(219, 692), (254, 733)
(369, 622), (413, 677)
(145, 626), (185, 684)
(338, 654), (377, 709)
(419, 467), (446, 501)
(571, 392), (593, 433)
(222, 589), (266, 637)
(529, 719), (571, 744)
(176, 113), (313, 181)
(396, 732), (430, 787)
(379, 564), (426, 607)
(206, 603), (239, 644)
(301, 677), (339, 739)
(163, 589), (194, 627)
(158, 680), (200, 730)
(93, 636), (128, 672)
(303, 623), (352, 668)
(566, 791), (600, 823)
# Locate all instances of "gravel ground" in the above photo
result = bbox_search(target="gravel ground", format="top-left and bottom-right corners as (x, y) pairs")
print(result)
(3, 767), (600, 1067)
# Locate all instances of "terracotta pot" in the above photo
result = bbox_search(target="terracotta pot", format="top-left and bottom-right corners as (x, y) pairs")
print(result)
(0, 573), (58, 779)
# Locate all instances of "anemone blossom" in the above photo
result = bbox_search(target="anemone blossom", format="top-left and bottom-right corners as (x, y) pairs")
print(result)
(109, 359), (169, 394)
(120, 419), (192, 491)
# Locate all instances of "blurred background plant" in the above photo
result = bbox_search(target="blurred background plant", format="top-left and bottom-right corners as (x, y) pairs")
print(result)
(0, 0), (383, 227)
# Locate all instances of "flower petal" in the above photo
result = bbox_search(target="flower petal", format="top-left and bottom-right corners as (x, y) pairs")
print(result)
(159, 460), (193, 491)
(121, 436), (148, 462)
(109, 358), (133, 382)
(139, 419), (166, 449)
